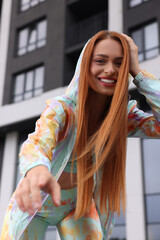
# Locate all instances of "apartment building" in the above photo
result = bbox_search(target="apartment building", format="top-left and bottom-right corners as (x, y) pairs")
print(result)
(0, 0), (160, 239)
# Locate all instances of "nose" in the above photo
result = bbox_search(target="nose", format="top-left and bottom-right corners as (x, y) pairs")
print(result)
(104, 62), (116, 75)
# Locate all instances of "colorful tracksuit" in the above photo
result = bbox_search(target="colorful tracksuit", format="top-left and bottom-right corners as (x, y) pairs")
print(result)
(1, 42), (160, 240)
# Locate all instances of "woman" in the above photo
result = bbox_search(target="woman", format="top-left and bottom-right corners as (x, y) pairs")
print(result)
(1, 30), (160, 240)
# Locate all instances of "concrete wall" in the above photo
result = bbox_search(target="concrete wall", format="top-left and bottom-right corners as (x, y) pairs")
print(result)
(0, 0), (12, 106)
(0, 132), (18, 231)
(108, 0), (123, 32)
(126, 138), (146, 240)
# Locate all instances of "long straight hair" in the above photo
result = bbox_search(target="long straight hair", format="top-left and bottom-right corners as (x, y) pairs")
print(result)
(72, 30), (130, 220)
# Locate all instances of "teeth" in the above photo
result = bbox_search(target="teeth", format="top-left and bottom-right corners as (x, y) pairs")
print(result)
(100, 79), (116, 83)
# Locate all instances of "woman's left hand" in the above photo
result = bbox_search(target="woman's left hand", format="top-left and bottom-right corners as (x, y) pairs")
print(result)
(121, 33), (142, 78)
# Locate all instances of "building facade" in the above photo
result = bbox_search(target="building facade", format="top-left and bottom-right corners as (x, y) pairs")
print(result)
(0, 0), (160, 239)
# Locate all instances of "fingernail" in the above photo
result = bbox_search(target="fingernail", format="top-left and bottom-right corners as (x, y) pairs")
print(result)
(28, 209), (34, 215)
(34, 202), (40, 209)
(55, 199), (60, 206)
(21, 207), (25, 212)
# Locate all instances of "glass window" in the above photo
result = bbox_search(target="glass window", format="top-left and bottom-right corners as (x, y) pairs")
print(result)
(131, 21), (159, 61)
(131, 29), (144, 61)
(129, 0), (149, 7)
(142, 138), (160, 240)
(144, 22), (159, 59)
(12, 65), (45, 103)
(143, 139), (160, 194)
(111, 226), (126, 240)
(31, 0), (39, 7)
(14, 74), (25, 95)
(37, 20), (47, 48)
(146, 195), (160, 223)
(147, 224), (160, 240)
(18, 29), (29, 56)
(25, 71), (34, 91)
(27, 28), (37, 52)
(20, 0), (46, 12)
(44, 226), (58, 240)
(17, 19), (47, 56)
(21, 0), (30, 11)
(111, 212), (126, 240)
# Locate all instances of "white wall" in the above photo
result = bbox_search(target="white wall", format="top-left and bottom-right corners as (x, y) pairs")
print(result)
(126, 138), (146, 240)
(108, 0), (123, 32)
(0, 132), (18, 232)
(0, 0), (13, 106)
(0, 87), (66, 128)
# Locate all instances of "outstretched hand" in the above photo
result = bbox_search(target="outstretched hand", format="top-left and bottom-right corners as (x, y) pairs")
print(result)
(121, 33), (142, 78)
(15, 165), (61, 215)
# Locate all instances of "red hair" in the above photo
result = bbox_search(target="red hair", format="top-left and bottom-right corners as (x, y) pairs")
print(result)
(72, 30), (130, 220)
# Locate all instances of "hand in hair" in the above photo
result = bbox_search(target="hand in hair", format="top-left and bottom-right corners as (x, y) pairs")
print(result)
(15, 165), (61, 215)
(121, 33), (142, 78)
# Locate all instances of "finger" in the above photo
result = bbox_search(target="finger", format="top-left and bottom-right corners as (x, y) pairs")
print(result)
(39, 176), (61, 206)
(121, 34), (137, 48)
(15, 180), (30, 212)
(50, 179), (61, 206)
(19, 179), (35, 215)
(121, 33), (133, 41)
(15, 186), (26, 212)
(29, 176), (42, 210)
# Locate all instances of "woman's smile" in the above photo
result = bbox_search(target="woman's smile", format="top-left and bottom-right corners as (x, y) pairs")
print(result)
(97, 76), (117, 87)
(89, 38), (123, 96)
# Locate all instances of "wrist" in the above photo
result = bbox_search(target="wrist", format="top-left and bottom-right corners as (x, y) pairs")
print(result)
(26, 165), (49, 177)
(130, 67), (142, 78)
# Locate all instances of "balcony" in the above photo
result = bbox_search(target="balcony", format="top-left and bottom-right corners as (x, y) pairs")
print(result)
(65, 11), (108, 53)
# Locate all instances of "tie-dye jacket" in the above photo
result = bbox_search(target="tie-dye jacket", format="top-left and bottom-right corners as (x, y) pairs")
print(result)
(1, 56), (160, 240)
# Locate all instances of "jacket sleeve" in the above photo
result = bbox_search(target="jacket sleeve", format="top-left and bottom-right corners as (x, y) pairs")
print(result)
(19, 99), (67, 178)
(128, 70), (160, 138)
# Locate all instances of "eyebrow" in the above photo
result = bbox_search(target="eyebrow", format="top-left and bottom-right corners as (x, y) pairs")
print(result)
(94, 54), (123, 60)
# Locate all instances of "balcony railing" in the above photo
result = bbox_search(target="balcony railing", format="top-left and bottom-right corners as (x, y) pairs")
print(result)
(66, 11), (108, 50)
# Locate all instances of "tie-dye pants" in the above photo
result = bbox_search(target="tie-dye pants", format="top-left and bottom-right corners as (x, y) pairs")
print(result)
(12, 187), (103, 240)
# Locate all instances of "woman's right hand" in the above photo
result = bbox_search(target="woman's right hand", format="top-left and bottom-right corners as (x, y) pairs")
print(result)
(15, 165), (61, 215)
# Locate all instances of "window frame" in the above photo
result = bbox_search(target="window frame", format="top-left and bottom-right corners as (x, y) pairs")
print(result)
(19, 0), (46, 13)
(130, 21), (159, 62)
(129, 0), (149, 8)
(141, 137), (160, 240)
(11, 64), (45, 103)
(110, 210), (126, 240)
(16, 17), (47, 57)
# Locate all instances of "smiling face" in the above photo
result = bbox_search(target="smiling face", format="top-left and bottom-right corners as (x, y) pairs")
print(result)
(89, 38), (123, 96)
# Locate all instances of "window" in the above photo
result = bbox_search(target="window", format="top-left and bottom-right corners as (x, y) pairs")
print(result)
(111, 212), (126, 240)
(12, 65), (45, 103)
(17, 19), (47, 56)
(20, 0), (46, 12)
(129, 0), (149, 8)
(142, 139), (160, 240)
(44, 226), (59, 240)
(130, 22), (159, 61)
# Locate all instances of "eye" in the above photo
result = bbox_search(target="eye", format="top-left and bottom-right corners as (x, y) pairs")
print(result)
(115, 62), (122, 67)
(94, 59), (106, 64)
